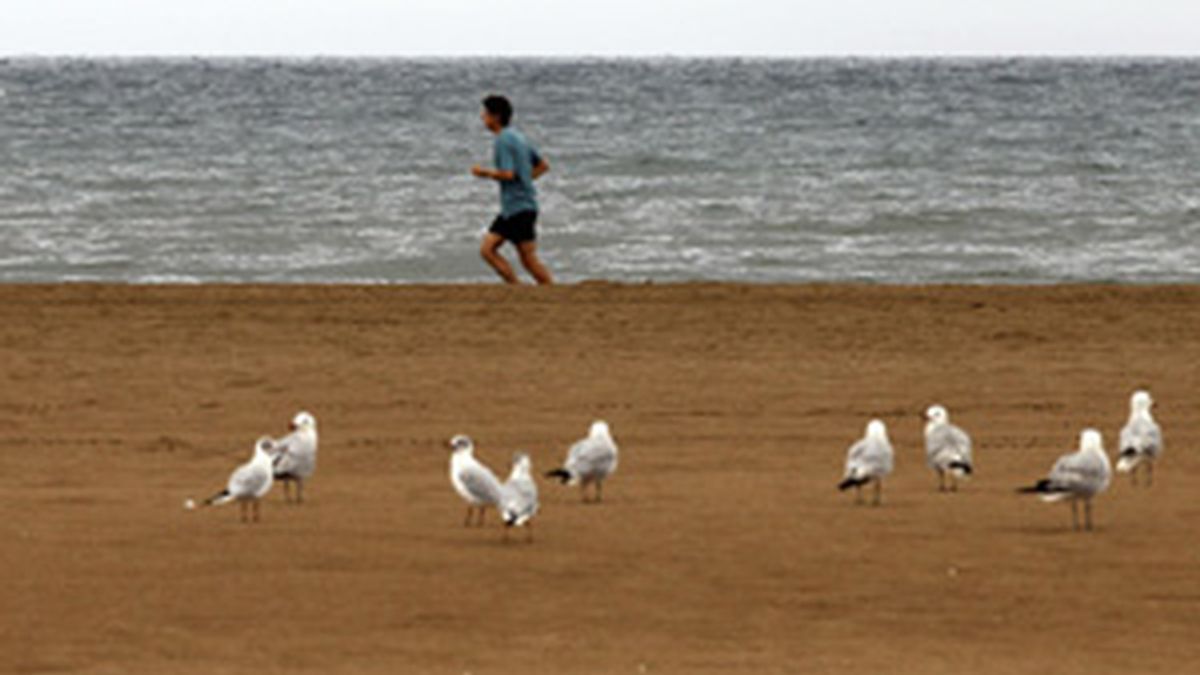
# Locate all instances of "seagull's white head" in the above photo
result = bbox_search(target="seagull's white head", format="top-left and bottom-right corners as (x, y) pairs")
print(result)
(290, 411), (316, 432)
(924, 405), (949, 425)
(866, 419), (888, 440)
(1130, 391), (1153, 415)
(590, 420), (611, 440)
(511, 451), (532, 476)
(448, 434), (474, 454)
(1080, 428), (1104, 454)
(254, 436), (276, 458)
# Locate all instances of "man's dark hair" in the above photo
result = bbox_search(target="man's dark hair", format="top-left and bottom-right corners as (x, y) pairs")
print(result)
(482, 95), (513, 127)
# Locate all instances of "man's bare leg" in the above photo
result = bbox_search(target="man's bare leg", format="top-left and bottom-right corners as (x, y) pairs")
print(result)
(481, 233), (520, 284)
(516, 241), (553, 285)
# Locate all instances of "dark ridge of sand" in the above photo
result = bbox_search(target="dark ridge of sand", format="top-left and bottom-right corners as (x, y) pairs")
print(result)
(1, 283), (1198, 674)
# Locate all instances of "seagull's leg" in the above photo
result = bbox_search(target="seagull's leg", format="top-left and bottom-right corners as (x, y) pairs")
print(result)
(596, 480), (603, 503)
(478, 506), (487, 527)
(950, 472), (959, 493)
(464, 505), (473, 527)
(1084, 499), (1093, 531)
(854, 484), (863, 505)
(1071, 499), (1080, 531)
(1146, 462), (1154, 487)
(296, 478), (304, 504)
(240, 500), (248, 523)
(1131, 466), (1139, 487)
(938, 470), (946, 492)
(253, 499), (261, 523)
(873, 480), (882, 507)
(526, 521), (534, 544)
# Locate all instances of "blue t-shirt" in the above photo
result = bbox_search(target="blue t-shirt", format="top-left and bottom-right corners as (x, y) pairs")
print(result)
(493, 127), (540, 217)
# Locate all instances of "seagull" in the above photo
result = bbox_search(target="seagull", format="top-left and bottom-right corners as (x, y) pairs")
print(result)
(546, 420), (619, 503)
(500, 452), (539, 543)
(923, 404), (974, 492)
(1018, 429), (1113, 531)
(270, 411), (318, 503)
(1116, 390), (1163, 487)
(204, 437), (276, 523)
(447, 434), (504, 527)
(838, 419), (895, 506)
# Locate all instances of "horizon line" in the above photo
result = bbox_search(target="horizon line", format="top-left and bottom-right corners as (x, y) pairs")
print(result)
(3, 52), (1199, 60)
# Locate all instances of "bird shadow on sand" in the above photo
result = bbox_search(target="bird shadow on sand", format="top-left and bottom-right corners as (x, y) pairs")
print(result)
(998, 523), (1109, 537)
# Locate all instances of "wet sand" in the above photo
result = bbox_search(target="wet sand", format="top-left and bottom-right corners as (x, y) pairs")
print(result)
(1, 283), (1198, 674)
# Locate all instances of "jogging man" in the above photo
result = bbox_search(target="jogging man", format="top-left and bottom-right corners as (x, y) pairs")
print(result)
(471, 95), (553, 285)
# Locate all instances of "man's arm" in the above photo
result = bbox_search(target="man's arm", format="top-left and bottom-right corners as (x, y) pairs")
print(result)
(471, 165), (515, 181)
(532, 158), (550, 180)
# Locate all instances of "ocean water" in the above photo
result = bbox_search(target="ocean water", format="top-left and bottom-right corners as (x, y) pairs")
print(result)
(1, 57), (1198, 284)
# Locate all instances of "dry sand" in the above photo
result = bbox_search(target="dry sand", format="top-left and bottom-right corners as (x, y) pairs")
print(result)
(1, 283), (1198, 674)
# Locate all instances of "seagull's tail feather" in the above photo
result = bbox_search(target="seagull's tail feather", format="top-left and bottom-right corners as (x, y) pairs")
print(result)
(838, 476), (869, 491)
(1116, 450), (1141, 473)
(502, 504), (531, 527)
(948, 461), (973, 477)
(545, 468), (572, 484)
(1017, 479), (1063, 495)
(205, 489), (233, 506)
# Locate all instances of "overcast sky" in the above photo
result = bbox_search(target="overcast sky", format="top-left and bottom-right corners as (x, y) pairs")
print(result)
(3, 0), (1197, 57)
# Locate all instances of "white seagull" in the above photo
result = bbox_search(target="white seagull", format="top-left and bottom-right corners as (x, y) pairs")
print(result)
(1116, 390), (1163, 487)
(923, 404), (974, 492)
(447, 434), (504, 527)
(546, 420), (619, 503)
(838, 419), (895, 506)
(500, 451), (539, 543)
(1018, 429), (1113, 531)
(204, 437), (276, 523)
(270, 411), (318, 503)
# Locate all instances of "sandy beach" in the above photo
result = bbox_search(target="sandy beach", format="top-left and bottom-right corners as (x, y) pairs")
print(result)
(2, 282), (1198, 674)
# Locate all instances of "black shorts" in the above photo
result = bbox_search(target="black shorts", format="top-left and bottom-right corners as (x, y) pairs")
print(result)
(489, 210), (538, 244)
